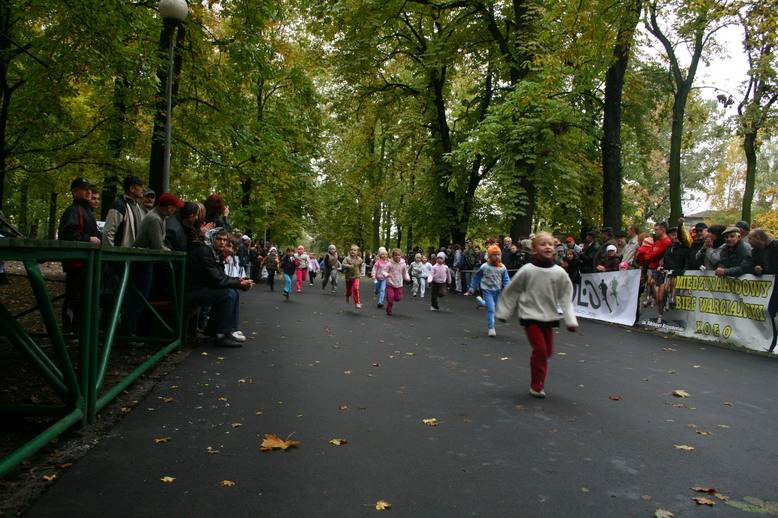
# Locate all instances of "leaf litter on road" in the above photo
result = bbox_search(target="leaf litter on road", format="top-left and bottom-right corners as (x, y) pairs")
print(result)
(375, 500), (392, 511)
(422, 418), (440, 427)
(260, 433), (301, 451)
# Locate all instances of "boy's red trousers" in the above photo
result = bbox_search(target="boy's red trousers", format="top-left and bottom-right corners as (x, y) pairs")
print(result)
(345, 279), (360, 305)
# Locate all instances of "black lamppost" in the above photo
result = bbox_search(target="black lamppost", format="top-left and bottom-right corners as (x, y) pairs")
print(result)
(158, 0), (188, 193)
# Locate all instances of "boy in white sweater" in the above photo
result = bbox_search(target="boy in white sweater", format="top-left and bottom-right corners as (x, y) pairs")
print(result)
(496, 232), (578, 398)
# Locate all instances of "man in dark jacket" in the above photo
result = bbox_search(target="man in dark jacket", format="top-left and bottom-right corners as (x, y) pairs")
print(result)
(186, 229), (253, 347)
(748, 229), (778, 351)
(685, 222), (708, 270)
(165, 202), (198, 252)
(715, 226), (753, 277)
(579, 231), (600, 274)
(58, 177), (102, 333)
(661, 227), (689, 274)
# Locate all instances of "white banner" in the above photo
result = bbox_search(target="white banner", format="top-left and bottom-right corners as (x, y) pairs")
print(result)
(573, 269), (641, 326)
(639, 271), (776, 353)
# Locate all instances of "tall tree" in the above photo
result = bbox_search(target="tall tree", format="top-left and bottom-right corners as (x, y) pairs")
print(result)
(645, 0), (734, 222)
(736, 2), (777, 223)
(601, 0), (642, 230)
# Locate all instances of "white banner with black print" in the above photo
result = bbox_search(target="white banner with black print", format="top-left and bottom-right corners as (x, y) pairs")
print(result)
(639, 271), (776, 353)
(573, 269), (641, 326)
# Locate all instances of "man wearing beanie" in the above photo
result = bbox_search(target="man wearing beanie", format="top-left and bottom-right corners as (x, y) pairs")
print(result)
(102, 175), (146, 247)
(134, 193), (184, 251)
(58, 177), (102, 333)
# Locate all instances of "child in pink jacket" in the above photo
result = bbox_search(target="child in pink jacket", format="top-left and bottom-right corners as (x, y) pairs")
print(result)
(384, 248), (411, 316)
(371, 247), (390, 308)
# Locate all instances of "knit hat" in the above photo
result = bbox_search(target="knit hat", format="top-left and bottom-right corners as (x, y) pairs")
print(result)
(328, 244), (336, 253)
(242, 235), (251, 241)
(269, 247), (277, 253)
(158, 192), (184, 208)
(70, 177), (91, 191)
(123, 175), (144, 190)
(487, 245), (501, 255)
(606, 244), (617, 252)
(436, 252), (447, 260)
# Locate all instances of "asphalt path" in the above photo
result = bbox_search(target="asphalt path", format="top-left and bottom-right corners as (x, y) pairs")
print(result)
(27, 279), (778, 517)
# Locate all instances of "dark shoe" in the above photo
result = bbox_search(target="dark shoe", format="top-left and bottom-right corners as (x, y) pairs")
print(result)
(217, 336), (243, 348)
(377, 303), (383, 308)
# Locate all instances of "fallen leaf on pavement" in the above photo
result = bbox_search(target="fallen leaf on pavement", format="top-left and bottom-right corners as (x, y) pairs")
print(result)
(557, 352), (567, 356)
(672, 390), (690, 398)
(375, 500), (392, 511)
(255, 411), (264, 416)
(717, 424), (730, 429)
(161, 396), (176, 403)
(220, 480), (236, 487)
(674, 444), (695, 452)
(329, 438), (347, 446)
(231, 422), (242, 428)
(260, 433), (301, 451)
(59, 463), (73, 469)
(715, 493), (729, 501)
(662, 347), (677, 352)
(609, 395), (623, 401)
(696, 430), (712, 436)
(500, 357), (510, 361)
(154, 437), (171, 444)
(160, 476), (176, 483)
(217, 396), (228, 402)
(200, 352), (208, 356)
(641, 495), (652, 501)
(339, 405), (348, 411)
(372, 363), (380, 367)
(693, 497), (716, 506)
(422, 418), (440, 427)
(723, 401), (733, 406)
(42, 474), (57, 482)
(405, 352), (416, 356)
(654, 509), (674, 518)
(692, 486), (716, 494)
(344, 370), (352, 375)
(206, 446), (220, 454)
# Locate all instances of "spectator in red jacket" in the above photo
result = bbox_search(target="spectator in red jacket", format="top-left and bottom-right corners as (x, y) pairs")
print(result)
(636, 222), (672, 269)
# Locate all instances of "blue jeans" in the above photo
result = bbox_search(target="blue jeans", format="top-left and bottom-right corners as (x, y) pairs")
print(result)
(478, 289), (501, 330)
(186, 287), (239, 335)
(283, 273), (293, 294)
(374, 279), (386, 304)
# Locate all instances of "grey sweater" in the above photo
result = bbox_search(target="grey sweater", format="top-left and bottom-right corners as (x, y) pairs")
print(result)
(134, 208), (169, 251)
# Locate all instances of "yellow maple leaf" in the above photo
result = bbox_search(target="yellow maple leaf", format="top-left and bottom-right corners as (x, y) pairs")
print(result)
(672, 390), (690, 398)
(375, 500), (392, 511)
(654, 509), (674, 518)
(42, 474), (57, 482)
(329, 438), (347, 446)
(154, 437), (171, 444)
(160, 476), (176, 483)
(220, 480), (236, 487)
(693, 496), (716, 506)
(422, 418), (439, 427)
(260, 433), (301, 451)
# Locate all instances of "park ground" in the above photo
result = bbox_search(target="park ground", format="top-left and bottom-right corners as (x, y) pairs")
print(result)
(12, 280), (778, 516)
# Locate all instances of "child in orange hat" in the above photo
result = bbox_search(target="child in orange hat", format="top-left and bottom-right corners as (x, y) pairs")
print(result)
(467, 244), (511, 337)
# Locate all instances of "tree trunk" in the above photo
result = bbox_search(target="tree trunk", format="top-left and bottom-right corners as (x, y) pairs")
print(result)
(47, 192), (57, 239)
(102, 76), (129, 218)
(742, 130), (757, 224)
(148, 22), (185, 194)
(510, 171), (535, 241)
(668, 85), (690, 223)
(601, 0), (641, 231)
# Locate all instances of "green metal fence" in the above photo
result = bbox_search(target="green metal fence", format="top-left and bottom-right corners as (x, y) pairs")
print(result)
(0, 239), (186, 477)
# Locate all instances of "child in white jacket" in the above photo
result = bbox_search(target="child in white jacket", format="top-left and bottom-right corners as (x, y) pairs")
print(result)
(496, 232), (578, 399)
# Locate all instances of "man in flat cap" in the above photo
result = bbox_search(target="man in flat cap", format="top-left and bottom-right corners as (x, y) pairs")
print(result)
(715, 226), (753, 278)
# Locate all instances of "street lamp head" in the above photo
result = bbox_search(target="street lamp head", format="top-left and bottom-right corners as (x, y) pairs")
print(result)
(159, 0), (188, 22)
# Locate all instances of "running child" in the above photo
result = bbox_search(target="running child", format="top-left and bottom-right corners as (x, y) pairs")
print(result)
(420, 255), (432, 298)
(496, 232), (578, 398)
(293, 245), (309, 293)
(371, 247), (390, 308)
(341, 244), (363, 309)
(409, 253), (424, 297)
(384, 248), (411, 316)
(468, 245), (511, 337)
(321, 244), (340, 292)
(281, 247), (297, 300)
(428, 252), (452, 311)
(263, 246), (279, 292)
(308, 252), (320, 286)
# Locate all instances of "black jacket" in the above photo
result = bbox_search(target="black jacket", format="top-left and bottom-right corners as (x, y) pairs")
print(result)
(718, 240), (753, 277)
(58, 199), (100, 243)
(662, 243), (689, 273)
(186, 241), (241, 291)
(165, 214), (189, 252)
(280, 254), (297, 276)
(751, 241), (778, 275)
(685, 239), (705, 269)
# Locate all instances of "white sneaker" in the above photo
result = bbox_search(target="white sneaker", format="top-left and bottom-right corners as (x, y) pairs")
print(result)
(476, 296), (485, 307)
(356, 303), (362, 309)
(430, 306), (439, 311)
(529, 388), (546, 398)
(231, 331), (247, 343)
(488, 328), (496, 337)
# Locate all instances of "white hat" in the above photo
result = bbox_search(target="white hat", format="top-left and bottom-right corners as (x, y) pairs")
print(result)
(437, 252), (447, 260)
(606, 244), (617, 252)
(242, 235), (250, 241)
